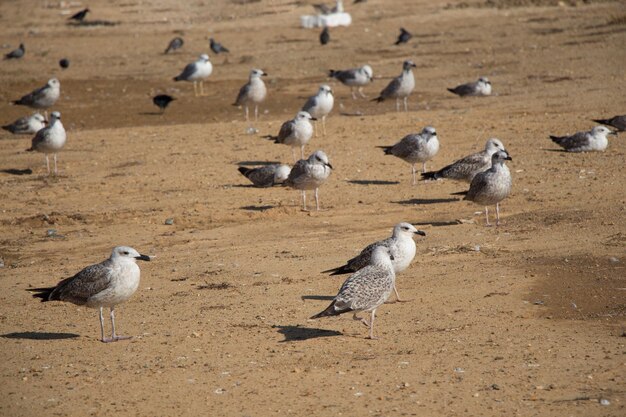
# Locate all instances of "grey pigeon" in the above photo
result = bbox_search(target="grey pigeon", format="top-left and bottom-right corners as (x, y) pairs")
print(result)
(395, 28), (412, 45)
(69, 8), (90, 22)
(4, 43), (25, 60)
(164, 37), (184, 54)
(210, 38), (229, 54)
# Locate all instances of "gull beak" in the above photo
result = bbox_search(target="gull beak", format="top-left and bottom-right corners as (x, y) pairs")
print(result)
(262, 72), (268, 76)
(136, 254), (151, 262)
(326, 163), (333, 169)
(414, 230), (426, 236)
(608, 131), (618, 136)
(310, 117), (318, 121)
(505, 155), (513, 161)
(411, 63), (417, 68)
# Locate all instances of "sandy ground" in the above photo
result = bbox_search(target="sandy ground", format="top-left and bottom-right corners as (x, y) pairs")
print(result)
(1, 0), (625, 416)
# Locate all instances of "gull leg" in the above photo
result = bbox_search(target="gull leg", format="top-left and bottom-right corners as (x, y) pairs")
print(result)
(351, 87), (357, 100)
(403, 97), (408, 112)
(291, 148), (297, 163)
(244, 105), (249, 122)
(367, 309), (378, 340)
(45, 155), (50, 175)
(193, 82), (198, 97)
(484, 206), (492, 227)
(301, 190), (307, 211)
(322, 116), (327, 136)
(99, 307), (108, 343)
(411, 164), (417, 185)
(496, 203), (501, 226)
(315, 187), (320, 211)
(254, 104), (259, 122)
(200, 81), (205, 96)
(422, 162), (427, 173)
(313, 121), (318, 137)
(300, 146), (305, 160)
(353, 313), (369, 327)
(53, 153), (58, 176)
(358, 86), (367, 98)
(395, 98), (400, 112)
(110, 307), (131, 341)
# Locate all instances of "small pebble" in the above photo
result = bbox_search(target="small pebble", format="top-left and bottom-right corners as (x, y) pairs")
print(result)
(599, 398), (610, 406)
(46, 229), (57, 237)
(164, 218), (174, 225)
(608, 257), (619, 264)
(246, 127), (259, 135)
(490, 384), (500, 390)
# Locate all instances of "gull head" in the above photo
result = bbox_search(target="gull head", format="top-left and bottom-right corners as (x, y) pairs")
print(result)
(361, 65), (374, 81)
(274, 165), (291, 184)
(296, 111), (316, 121)
(492, 150), (512, 164)
(421, 126), (437, 139)
(403, 60), (417, 70)
(199, 54), (210, 62)
(485, 138), (506, 154)
(478, 76), (491, 85)
(111, 246), (151, 262)
(319, 84), (333, 96)
(50, 111), (61, 121)
(48, 78), (60, 88)
(250, 68), (267, 78)
(33, 113), (46, 123)
(310, 150), (333, 169)
(591, 125), (616, 137)
(393, 222), (426, 239)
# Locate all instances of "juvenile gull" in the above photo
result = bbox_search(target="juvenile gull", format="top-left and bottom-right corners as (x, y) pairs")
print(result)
(395, 28), (412, 45)
(302, 85), (334, 136)
(323, 222), (426, 302)
(593, 115), (626, 132)
(153, 94), (175, 113)
(26, 111), (66, 175)
(238, 164), (291, 188)
(173, 54), (213, 97)
(69, 8), (90, 22)
(464, 151), (512, 226)
(164, 37), (184, 54)
(320, 27), (330, 45)
(447, 77), (492, 97)
(311, 246), (396, 339)
(329, 65), (373, 99)
(13, 78), (61, 115)
(373, 60), (416, 112)
(210, 38), (229, 54)
(233, 69), (268, 122)
(2, 113), (46, 135)
(378, 126), (439, 185)
(550, 126), (615, 152)
(422, 138), (508, 183)
(28, 246), (151, 343)
(4, 43), (25, 60)
(264, 111), (315, 161)
(284, 150), (332, 211)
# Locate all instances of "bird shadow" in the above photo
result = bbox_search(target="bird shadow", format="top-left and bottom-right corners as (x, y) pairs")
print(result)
(301, 295), (335, 301)
(543, 148), (569, 153)
(348, 179), (400, 185)
(138, 111), (164, 116)
(413, 220), (462, 227)
(240, 205), (275, 211)
(1, 331), (79, 340)
(237, 160), (281, 166)
(394, 198), (459, 205)
(273, 325), (342, 342)
(0, 168), (32, 175)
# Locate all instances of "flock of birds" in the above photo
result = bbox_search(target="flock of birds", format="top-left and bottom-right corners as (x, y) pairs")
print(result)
(2, 2), (624, 341)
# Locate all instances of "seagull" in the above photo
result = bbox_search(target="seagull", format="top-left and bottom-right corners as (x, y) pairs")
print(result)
(2, 113), (46, 135)
(238, 164), (291, 188)
(311, 246), (396, 339)
(13, 78), (61, 117)
(395, 28), (412, 45)
(328, 65), (373, 99)
(210, 38), (230, 54)
(153, 94), (175, 113)
(284, 150), (333, 211)
(313, 0), (344, 14)
(422, 138), (508, 183)
(164, 37), (184, 54)
(320, 27), (330, 45)
(264, 111), (316, 161)
(27, 246), (151, 343)
(4, 43), (25, 60)
(68, 8), (90, 22)
(26, 111), (66, 176)
(378, 126), (439, 185)
(322, 223), (425, 302)
(592, 115), (626, 132)
(302, 85), (334, 136)
(447, 77), (492, 97)
(464, 151), (512, 226)
(173, 54), (213, 96)
(233, 69), (268, 122)
(550, 126), (615, 152)
(373, 60), (416, 112)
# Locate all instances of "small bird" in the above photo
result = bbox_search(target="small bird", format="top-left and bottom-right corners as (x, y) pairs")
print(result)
(284, 150), (333, 211)
(264, 111), (316, 161)
(26, 111), (66, 176)
(322, 223), (426, 302)
(68, 8), (90, 22)
(373, 60), (417, 112)
(447, 77), (492, 97)
(464, 151), (513, 226)
(378, 126), (439, 185)
(302, 85), (334, 136)
(59, 58), (70, 69)
(395, 28), (412, 45)
(210, 38), (229, 54)
(238, 164), (291, 188)
(592, 115), (626, 132)
(13, 78), (61, 116)
(233, 69), (268, 122)
(313, 0), (344, 14)
(2, 113), (46, 135)
(328, 65), (373, 99)
(4, 43), (25, 60)
(153, 94), (175, 113)
(28, 246), (151, 343)
(550, 126), (615, 152)
(311, 246), (396, 340)
(422, 138), (508, 183)
(320, 27), (330, 45)
(164, 37), (184, 54)
(173, 54), (213, 97)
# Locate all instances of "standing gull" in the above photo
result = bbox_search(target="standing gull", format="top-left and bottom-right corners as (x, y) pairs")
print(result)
(395, 28), (412, 45)
(378, 126), (439, 185)
(302, 85), (334, 136)
(328, 65), (373, 99)
(593, 115), (626, 132)
(311, 246), (396, 340)
(2, 113), (46, 135)
(447, 77), (492, 97)
(173, 54), (213, 97)
(464, 151), (512, 226)
(238, 164), (291, 188)
(323, 222), (426, 302)
(550, 126), (615, 152)
(422, 138), (508, 183)
(373, 60), (416, 112)
(264, 111), (315, 161)
(13, 78), (61, 117)
(210, 38), (230, 54)
(164, 37), (184, 54)
(26, 111), (66, 175)
(284, 150), (333, 211)
(4, 43), (25, 60)
(233, 69), (268, 122)
(28, 246), (151, 343)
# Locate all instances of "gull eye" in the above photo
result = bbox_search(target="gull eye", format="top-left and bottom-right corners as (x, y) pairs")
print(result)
(123, 251), (129, 255)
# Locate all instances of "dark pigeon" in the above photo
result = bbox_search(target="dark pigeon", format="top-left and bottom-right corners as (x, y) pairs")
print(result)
(153, 95), (175, 113)
(210, 38), (229, 54)
(394, 28), (412, 45)
(4, 43), (25, 60)
(69, 8), (90, 22)
(320, 27), (330, 45)
(59, 58), (70, 69)
(164, 37), (184, 54)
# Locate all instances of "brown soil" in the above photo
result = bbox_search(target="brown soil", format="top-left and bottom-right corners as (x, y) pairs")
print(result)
(1, 1), (625, 416)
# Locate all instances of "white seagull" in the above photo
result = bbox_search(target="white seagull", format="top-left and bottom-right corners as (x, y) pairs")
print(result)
(550, 126), (615, 152)
(328, 65), (374, 99)
(238, 164), (291, 188)
(2, 113), (46, 135)
(302, 85), (334, 136)
(447, 77), (492, 97)
(373, 60), (416, 112)
(233, 68), (268, 122)
(284, 150), (333, 211)
(173, 54), (213, 96)
(13, 78), (61, 118)
(378, 126), (439, 185)
(26, 111), (66, 176)
(264, 111), (316, 161)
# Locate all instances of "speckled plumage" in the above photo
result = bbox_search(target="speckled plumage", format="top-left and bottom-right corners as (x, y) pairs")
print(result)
(464, 151), (512, 226)
(284, 150), (332, 210)
(373, 60), (416, 111)
(379, 126), (439, 184)
(550, 126), (615, 152)
(238, 164), (291, 188)
(447, 77), (492, 97)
